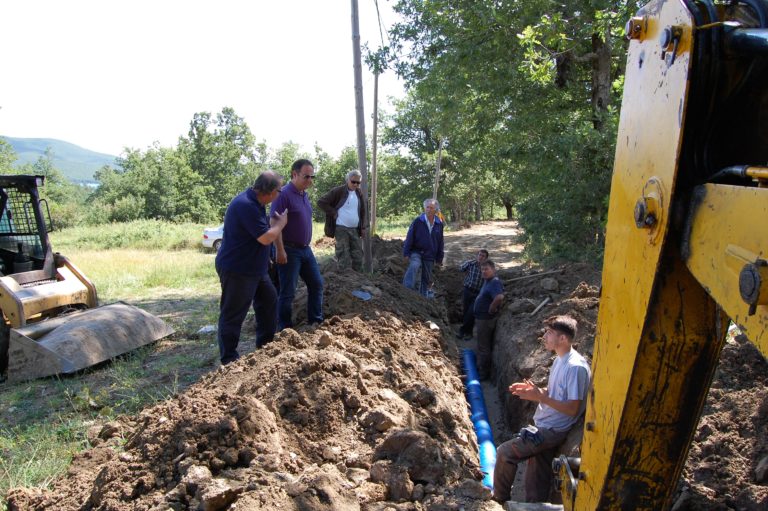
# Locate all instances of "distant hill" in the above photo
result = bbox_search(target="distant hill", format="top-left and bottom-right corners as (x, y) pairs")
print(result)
(1, 136), (118, 183)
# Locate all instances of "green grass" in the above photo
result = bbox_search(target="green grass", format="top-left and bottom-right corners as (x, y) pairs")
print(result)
(57, 248), (220, 302)
(371, 216), (412, 238)
(52, 219), (209, 251)
(0, 419), (87, 496)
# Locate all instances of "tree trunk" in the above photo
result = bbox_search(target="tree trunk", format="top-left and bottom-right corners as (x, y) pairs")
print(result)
(501, 193), (514, 220)
(591, 32), (613, 131)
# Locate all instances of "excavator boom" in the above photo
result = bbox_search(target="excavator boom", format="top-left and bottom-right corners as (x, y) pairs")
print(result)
(564, 0), (768, 509)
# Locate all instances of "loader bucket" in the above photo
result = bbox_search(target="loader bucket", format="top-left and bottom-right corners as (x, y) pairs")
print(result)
(6, 302), (174, 383)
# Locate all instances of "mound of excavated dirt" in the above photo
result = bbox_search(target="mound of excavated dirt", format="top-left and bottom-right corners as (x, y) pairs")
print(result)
(8, 314), (497, 510)
(679, 333), (768, 511)
(7, 236), (497, 511)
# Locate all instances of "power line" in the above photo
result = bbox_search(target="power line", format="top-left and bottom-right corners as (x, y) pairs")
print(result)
(373, 0), (388, 47)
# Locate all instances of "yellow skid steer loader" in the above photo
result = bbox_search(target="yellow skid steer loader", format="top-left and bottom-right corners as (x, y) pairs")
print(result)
(0, 175), (173, 383)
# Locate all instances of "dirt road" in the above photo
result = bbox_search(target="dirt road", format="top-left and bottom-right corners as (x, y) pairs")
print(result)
(442, 221), (524, 270)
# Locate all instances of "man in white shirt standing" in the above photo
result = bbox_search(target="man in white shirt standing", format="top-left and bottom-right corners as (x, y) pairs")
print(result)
(318, 170), (367, 272)
(493, 315), (591, 504)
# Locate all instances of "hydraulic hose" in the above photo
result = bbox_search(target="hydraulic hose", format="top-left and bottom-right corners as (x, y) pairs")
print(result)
(461, 348), (496, 489)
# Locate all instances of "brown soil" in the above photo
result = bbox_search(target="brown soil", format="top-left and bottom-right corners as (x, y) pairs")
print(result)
(7, 221), (767, 510)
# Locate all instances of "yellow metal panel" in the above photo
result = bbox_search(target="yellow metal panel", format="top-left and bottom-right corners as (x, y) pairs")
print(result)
(17, 266), (92, 318)
(593, 254), (727, 508)
(0, 266), (96, 327)
(576, 0), (695, 508)
(0, 276), (26, 328)
(685, 183), (768, 356)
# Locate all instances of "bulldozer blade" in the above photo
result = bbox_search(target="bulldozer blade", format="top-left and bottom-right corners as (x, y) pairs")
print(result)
(6, 302), (174, 383)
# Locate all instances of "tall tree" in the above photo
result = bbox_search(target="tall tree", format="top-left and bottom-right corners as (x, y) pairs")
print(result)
(0, 138), (17, 173)
(179, 107), (259, 216)
(383, 0), (640, 260)
(89, 145), (215, 224)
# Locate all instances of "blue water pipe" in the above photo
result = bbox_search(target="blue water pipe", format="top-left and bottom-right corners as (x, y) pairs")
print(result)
(461, 348), (496, 489)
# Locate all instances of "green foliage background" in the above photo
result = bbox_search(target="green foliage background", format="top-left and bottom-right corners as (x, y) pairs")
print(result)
(379, 0), (642, 260)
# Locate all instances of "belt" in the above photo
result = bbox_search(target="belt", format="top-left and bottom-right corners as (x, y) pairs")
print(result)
(284, 241), (309, 249)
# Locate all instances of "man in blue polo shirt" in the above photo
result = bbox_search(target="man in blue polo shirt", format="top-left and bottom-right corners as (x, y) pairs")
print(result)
(474, 260), (505, 380)
(215, 171), (288, 365)
(270, 159), (324, 330)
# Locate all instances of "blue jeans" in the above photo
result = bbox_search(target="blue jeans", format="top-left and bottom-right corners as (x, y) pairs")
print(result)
(403, 252), (434, 297)
(277, 246), (324, 330)
(217, 271), (277, 365)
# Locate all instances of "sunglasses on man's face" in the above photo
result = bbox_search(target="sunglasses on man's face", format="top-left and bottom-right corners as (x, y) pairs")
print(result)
(301, 174), (315, 180)
(351, 180), (361, 184)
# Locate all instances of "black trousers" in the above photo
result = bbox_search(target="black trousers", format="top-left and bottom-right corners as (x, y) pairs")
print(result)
(217, 271), (277, 364)
(460, 286), (479, 336)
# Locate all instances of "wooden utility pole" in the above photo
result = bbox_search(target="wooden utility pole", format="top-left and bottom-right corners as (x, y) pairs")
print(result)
(370, 71), (379, 235)
(432, 137), (444, 199)
(350, 0), (372, 273)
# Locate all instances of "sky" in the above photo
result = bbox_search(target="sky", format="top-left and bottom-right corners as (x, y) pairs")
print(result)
(0, 0), (405, 157)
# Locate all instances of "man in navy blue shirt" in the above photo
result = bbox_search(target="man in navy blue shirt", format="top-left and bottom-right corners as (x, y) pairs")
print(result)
(402, 198), (444, 297)
(215, 171), (287, 364)
(270, 159), (324, 330)
(474, 260), (505, 380)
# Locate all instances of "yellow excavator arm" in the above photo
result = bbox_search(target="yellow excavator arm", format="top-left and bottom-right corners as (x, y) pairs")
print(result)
(563, 0), (768, 509)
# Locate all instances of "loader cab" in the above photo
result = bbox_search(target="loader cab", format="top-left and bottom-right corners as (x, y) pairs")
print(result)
(0, 175), (55, 284)
(0, 174), (174, 383)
